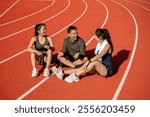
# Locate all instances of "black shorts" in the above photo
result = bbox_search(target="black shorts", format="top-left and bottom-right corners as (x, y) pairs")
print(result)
(106, 66), (113, 77)
(38, 53), (47, 65)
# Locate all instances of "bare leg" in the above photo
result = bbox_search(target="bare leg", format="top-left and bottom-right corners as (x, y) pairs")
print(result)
(95, 61), (107, 77)
(44, 49), (52, 68)
(64, 61), (107, 77)
(72, 57), (88, 66)
(64, 61), (96, 75)
(31, 52), (37, 69)
(57, 56), (75, 68)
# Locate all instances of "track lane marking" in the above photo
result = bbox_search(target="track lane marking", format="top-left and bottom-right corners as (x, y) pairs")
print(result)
(111, 0), (138, 100)
(0, 0), (70, 41)
(0, 0), (55, 26)
(17, 0), (109, 100)
(0, 0), (20, 18)
(17, 0), (88, 100)
(86, 0), (109, 46)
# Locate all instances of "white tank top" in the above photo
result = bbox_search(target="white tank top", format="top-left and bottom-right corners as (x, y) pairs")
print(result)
(94, 39), (108, 62)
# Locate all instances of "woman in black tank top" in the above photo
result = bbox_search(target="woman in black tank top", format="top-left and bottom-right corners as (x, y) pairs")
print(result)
(27, 23), (55, 77)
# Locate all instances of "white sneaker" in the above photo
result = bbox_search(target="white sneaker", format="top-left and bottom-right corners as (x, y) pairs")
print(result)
(44, 68), (50, 77)
(32, 68), (38, 77)
(52, 66), (64, 79)
(65, 74), (79, 83)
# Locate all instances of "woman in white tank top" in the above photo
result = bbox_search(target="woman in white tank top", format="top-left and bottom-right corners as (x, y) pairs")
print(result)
(52, 28), (113, 83)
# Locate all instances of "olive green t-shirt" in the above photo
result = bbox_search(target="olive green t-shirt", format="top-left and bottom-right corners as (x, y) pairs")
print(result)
(61, 36), (86, 57)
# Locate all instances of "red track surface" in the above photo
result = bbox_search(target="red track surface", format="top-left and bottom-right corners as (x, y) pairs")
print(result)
(0, 0), (150, 100)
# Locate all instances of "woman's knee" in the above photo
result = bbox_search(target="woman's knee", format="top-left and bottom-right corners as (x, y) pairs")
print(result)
(46, 49), (52, 56)
(31, 52), (36, 57)
(98, 68), (107, 77)
(82, 57), (88, 63)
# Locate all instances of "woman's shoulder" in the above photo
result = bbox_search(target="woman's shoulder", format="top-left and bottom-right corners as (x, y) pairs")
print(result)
(46, 35), (52, 40)
(31, 36), (37, 42)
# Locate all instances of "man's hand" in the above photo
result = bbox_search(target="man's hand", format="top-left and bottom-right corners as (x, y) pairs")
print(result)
(73, 53), (80, 60)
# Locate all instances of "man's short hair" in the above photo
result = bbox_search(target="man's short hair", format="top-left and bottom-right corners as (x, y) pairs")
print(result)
(67, 26), (77, 33)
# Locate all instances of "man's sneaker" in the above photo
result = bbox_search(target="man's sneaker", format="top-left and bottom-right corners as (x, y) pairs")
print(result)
(52, 66), (64, 79)
(64, 74), (79, 83)
(32, 68), (38, 77)
(44, 68), (50, 77)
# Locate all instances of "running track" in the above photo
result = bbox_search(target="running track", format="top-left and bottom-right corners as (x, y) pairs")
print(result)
(0, 0), (150, 100)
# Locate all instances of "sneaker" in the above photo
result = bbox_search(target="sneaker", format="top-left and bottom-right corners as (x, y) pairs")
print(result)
(44, 68), (50, 77)
(52, 66), (64, 79)
(32, 68), (38, 77)
(64, 74), (79, 83)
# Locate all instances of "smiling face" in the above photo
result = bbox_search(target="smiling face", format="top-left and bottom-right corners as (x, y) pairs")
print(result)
(38, 25), (47, 36)
(68, 29), (78, 42)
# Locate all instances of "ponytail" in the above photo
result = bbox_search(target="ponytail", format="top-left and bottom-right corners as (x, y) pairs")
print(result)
(104, 29), (113, 52)
(95, 28), (114, 52)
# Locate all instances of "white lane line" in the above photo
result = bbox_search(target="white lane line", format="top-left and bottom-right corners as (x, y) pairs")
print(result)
(125, 0), (150, 12)
(0, 50), (26, 64)
(86, 0), (109, 46)
(17, 0), (109, 100)
(17, 77), (50, 100)
(0, 0), (55, 26)
(0, 0), (70, 41)
(0, 0), (91, 65)
(0, 0), (20, 18)
(0, 0), (70, 64)
(17, 0), (88, 100)
(0, 0), (71, 65)
(111, 0), (138, 100)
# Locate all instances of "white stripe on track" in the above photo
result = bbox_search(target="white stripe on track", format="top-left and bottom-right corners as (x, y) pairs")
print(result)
(0, 0), (70, 64)
(111, 0), (138, 100)
(17, 0), (88, 100)
(0, 0), (69, 41)
(86, 0), (109, 46)
(0, 0), (55, 26)
(125, 0), (150, 12)
(17, 77), (49, 100)
(0, 0), (20, 18)
(0, 50), (26, 64)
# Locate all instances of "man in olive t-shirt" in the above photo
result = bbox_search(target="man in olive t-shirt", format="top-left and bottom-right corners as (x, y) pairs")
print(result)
(57, 26), (88, 68)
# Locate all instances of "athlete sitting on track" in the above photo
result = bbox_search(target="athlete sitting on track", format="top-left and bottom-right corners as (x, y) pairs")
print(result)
(56, 25), (88, 68)
(52, 28), (113, 83)
(27, 23), (55, 77)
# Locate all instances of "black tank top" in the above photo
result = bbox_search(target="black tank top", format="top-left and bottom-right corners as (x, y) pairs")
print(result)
(34, 36), (49, 51)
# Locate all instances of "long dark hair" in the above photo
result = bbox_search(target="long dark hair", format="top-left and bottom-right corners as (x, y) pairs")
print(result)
(95, 28), (113, 52)
(34, 23), (46, 36)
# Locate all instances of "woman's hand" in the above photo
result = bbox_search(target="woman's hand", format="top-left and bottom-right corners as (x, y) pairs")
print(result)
(36, 51), (42, 56)
(58, 52), (64, 57)
(82, 60), (91, 70)
(44, 45), (50, 49)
